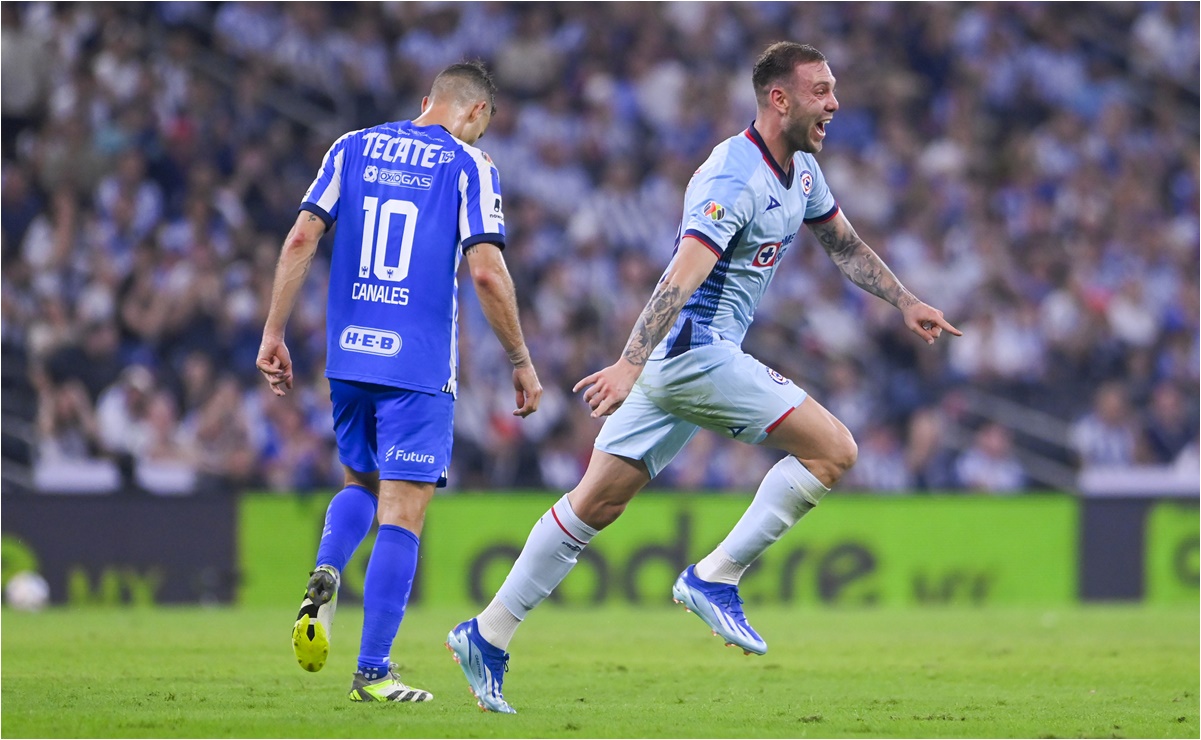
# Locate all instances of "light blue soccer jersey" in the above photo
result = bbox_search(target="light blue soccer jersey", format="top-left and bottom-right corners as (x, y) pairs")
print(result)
(653, 124), (838, 360)
(301, 121), (505, 395)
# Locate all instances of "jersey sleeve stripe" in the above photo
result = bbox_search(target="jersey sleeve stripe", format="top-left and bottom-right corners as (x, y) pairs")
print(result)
(315, 149), (344, 213)
(461, 233), (504, 250)
(682, 228), (724, 257)
(469, 150), (501, 236)
(299, 202), (334, 230)
(458, 148), (505, 250)
(803, 202), (840, 224)
(457, 169), (474, 246)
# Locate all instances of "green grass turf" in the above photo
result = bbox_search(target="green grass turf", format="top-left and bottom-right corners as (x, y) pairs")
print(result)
(1, 604), (1196, 738)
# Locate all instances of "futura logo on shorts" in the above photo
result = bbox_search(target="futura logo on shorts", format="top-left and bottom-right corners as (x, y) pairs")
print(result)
(385, 446), (436, 464)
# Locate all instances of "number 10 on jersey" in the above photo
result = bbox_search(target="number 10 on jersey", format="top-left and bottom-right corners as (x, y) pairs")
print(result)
(360, 196), (417, 282)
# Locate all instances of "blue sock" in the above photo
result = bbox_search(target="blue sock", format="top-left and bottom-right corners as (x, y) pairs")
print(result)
(357, 524), (420, 674)
(315, 485), (377, 572)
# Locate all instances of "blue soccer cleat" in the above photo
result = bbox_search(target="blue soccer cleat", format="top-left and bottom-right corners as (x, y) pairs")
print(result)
(446, 618), (517, 714)
(672, 565), (767, 656)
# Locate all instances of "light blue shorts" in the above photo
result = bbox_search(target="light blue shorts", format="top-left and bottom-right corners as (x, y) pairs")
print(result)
(594, 341), (807, 478)
(329, 378), (453, 486)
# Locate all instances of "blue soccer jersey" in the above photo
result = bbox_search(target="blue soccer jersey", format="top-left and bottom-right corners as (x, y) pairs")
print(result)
(653, 124), (839, 359)
(301, 121), (505, 395)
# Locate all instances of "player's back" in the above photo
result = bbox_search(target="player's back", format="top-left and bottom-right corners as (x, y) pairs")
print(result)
(301, 121), (505, 395)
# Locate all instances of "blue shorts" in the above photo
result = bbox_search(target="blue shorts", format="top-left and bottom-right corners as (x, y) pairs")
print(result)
(329, 378), (454, 486)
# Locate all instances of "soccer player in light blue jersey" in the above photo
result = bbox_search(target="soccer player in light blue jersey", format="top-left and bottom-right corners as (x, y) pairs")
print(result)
(448, 42), (961, 712)
(256, 61), (542, 703)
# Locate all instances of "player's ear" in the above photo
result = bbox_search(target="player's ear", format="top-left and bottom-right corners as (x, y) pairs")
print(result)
(770, 85), (789, 115)
(471, 99), (489, 122)
(420, 96), (430, 113)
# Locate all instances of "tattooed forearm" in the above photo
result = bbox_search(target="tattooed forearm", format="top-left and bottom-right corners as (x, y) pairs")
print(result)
(621, 282), (686, 366)
(812, 217), (916, 309)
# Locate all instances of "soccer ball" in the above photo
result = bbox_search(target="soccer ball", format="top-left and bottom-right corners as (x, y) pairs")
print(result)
(5, 571), (50, 611)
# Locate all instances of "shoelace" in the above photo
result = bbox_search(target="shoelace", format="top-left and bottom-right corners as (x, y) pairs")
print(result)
(712, 585), (747, 619)
(486, 651), (511, 676)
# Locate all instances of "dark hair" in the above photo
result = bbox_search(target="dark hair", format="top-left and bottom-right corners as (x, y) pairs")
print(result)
(751, 42), (827, 102)
(432, 60), (498, 115)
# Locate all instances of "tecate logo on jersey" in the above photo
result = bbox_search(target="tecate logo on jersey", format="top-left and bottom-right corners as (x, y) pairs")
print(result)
(339, 325), (402, 356)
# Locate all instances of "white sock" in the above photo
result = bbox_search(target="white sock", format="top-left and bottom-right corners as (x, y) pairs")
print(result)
(715, 456), (829, 570)
(695, 545), (747, 585)
(493, 494), (597, 626)
(475, 596), (522, 651)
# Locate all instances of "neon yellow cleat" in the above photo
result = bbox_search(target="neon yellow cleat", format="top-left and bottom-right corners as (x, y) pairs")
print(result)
(292, 565), (339, 672)
(348, 663), (433, 703)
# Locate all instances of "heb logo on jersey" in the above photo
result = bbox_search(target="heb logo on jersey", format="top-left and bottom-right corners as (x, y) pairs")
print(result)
(703, 201), (726, 221)
(339, 325), (401, 357)
(800, 170), (814, 196)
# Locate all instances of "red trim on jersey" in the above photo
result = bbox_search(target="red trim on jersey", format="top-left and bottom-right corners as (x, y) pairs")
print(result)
(765, 405), (798, 435)
(803, 203), (841, 225)
(682, 229), (724, 257)
(551, 506), (586, 545)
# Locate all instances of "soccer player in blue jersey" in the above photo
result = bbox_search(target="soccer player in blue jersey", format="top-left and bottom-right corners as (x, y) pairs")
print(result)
(256, 61), (542, 703)
(447, 42), (961, 712)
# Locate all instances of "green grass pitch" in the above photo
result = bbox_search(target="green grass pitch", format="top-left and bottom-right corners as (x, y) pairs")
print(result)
(2, 604), (1196, 738)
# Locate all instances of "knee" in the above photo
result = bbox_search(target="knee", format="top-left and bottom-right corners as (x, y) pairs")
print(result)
(828, 433), (858, 483)
(568, 490), (628, 531)
(804, 432), (857, 487)
(343, 467), (379, 496)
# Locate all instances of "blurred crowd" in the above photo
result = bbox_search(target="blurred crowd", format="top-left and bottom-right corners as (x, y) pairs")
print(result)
(1, 2), (1197, 496)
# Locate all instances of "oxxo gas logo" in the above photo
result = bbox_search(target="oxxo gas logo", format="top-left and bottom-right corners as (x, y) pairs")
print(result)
(378, 169), (433, 190)
(340, 325), (401, 356)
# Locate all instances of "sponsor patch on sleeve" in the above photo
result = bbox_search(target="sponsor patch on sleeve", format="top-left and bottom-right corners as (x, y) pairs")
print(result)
(703, 201), (726, 221)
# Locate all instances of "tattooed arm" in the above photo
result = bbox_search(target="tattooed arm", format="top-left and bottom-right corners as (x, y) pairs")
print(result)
(574, 236), (719, 417)
(257, 211), (327, 396)
(808, 211), (962, 344)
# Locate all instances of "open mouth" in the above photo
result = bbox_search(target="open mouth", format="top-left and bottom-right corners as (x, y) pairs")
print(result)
(815, 119), (831, 138)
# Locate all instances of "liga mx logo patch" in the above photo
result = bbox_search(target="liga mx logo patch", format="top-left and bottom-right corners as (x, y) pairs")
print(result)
(703, 201), (726, 221)
(364, 165), (378, 183)
(800, 170), (813, 196)
(766, 366), (789, 385)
